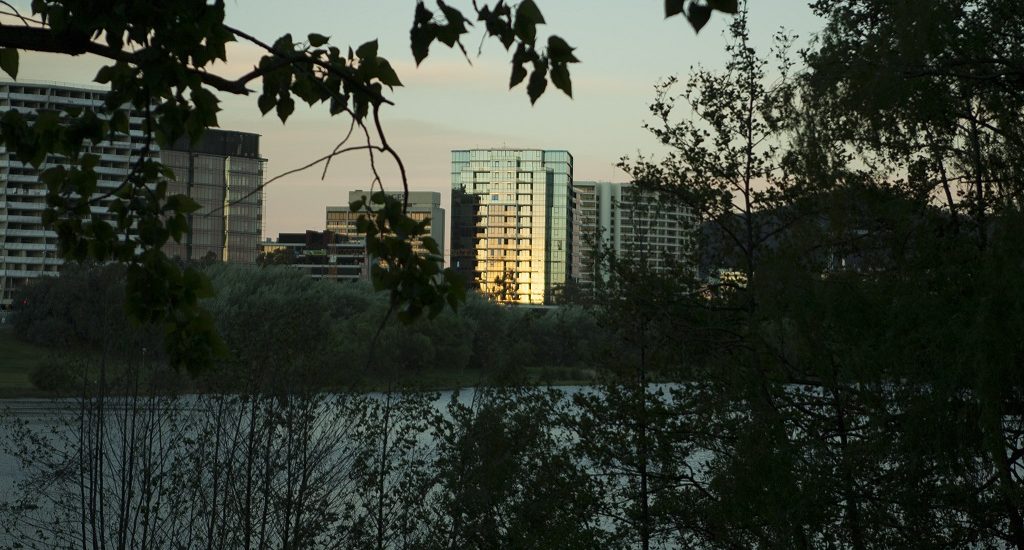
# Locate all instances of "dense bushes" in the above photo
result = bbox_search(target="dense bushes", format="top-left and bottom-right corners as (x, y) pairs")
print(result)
(12, 264), (608, 391)
(13, 264), (162, 354)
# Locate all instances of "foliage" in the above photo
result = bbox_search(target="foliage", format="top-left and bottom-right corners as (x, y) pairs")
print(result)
(627, 9), (802, 281)
(429, 387), (602, 548)
(12, 264), (161, 354)
(26, 358), (75, 392)
(10, 264), (607, 390)
(804, 0), (1024, 247)
(256, 246), (296, 266)
(350, 192), (465, 323)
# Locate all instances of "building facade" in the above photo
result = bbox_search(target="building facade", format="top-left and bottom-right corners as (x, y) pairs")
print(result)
(325, 189), (445, 276)
(260, 230), (367, 281)
(451, 149), (572, 304)
(161, 129), (264, 264)
(0, 81), (156, 308)
(571, 181), (696, 288)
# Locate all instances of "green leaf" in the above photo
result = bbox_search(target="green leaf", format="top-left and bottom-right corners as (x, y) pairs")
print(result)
(291, 75), (320, 104)
(94, 65), (115, 85)
(510, 63), (527, 89)
(356, 39), (379, 60)
(110, 110), (130, 134)
(257, 93), (276, 115)
(167, 194), (202, 215)
(437, 1), (471, 40)
(272, 33), (295, 52)
(376, 59), (403, 87)
(687, 3), (712, 32)
(547, 35), (578, 64)
(527, 66), (548, 104)
(191, 87), (220, 121)
(514, 0), (545, 43)
(422, 236), (440, 255)
(0, 48), (18, 79)
(516, 0), (545, 26)
(708, 0), (739, 13)
(308, 33), (330, 47)
(410, 2), (435, 65)
(551, 63), (572, 97)
(665, 0), (686, 17)
(276, 95), (295, 122)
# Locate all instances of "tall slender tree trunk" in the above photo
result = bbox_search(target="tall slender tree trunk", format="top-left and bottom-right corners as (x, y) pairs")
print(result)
(832, 387), (866, 550)
(376, 392), (393, 550)
(968, 112), (987, 249)
(637, 321), (651, 550)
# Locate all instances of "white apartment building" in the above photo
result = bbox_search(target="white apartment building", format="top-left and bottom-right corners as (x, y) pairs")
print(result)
(571, 181), (696, 288)
(0, 81), (154, 308)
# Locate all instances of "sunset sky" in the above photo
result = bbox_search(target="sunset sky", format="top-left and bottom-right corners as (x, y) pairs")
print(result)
(5, 1), (823, 248)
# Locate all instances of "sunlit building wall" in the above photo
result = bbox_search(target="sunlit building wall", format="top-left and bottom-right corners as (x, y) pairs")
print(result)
(451, 149), (573, 304)
(571, 181), (696, 288)
(0, 81), (156, 308)
(161, 129), (264, 264)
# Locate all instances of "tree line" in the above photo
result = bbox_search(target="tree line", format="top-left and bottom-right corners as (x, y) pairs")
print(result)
(11, 263), (605, 393)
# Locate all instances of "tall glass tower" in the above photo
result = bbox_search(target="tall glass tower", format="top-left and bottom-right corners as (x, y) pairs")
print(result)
(450, 149), (572, 305)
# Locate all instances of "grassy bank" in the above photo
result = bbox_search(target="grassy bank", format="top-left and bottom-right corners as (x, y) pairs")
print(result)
(0, 326), (51, 397)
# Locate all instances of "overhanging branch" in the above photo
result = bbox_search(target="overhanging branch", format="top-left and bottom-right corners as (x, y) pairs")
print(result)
(0, 24), (252, 95)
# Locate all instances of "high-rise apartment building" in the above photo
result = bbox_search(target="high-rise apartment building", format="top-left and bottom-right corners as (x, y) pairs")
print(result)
(451, 149), (572, 304)
(571, 181), (695, 288)
(0, 81), (264, 308)
(325, 189), (445, 276)
(0, 81), (156, 308)
(161, 129), (264, 264)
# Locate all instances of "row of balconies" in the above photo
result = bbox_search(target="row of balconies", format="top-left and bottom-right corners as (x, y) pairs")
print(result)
(0, 255), (63, 266)
(3, 200), (52, 211)
(0, 180), (48, 192)
(1, 228), (55, 238)
(0, 267), (60, 278)
(0, 214), (42, 223)
(0, 242), (55, 252)
(477, 239), (533, 249)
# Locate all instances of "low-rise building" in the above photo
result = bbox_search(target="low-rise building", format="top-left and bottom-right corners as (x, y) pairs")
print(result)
(326, 189), (445, 260)
(260, 230), (366, 281)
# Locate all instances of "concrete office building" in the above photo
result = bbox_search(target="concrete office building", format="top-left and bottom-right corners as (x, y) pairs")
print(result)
(261, 230), (367, 281)
(325, 189), (445, 274)
(161, 129), (264, 264)
(0, 81), (157, 308)
(571, 181), (696, 288)
(451, 149), (572, 304)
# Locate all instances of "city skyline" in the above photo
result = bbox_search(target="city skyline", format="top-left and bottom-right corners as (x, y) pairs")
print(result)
(0, 0), (824, 241)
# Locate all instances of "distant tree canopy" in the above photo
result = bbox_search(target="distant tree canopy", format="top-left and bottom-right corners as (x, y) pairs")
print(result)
(0, 0), (736, 370)
(12, 263), (605, 389)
